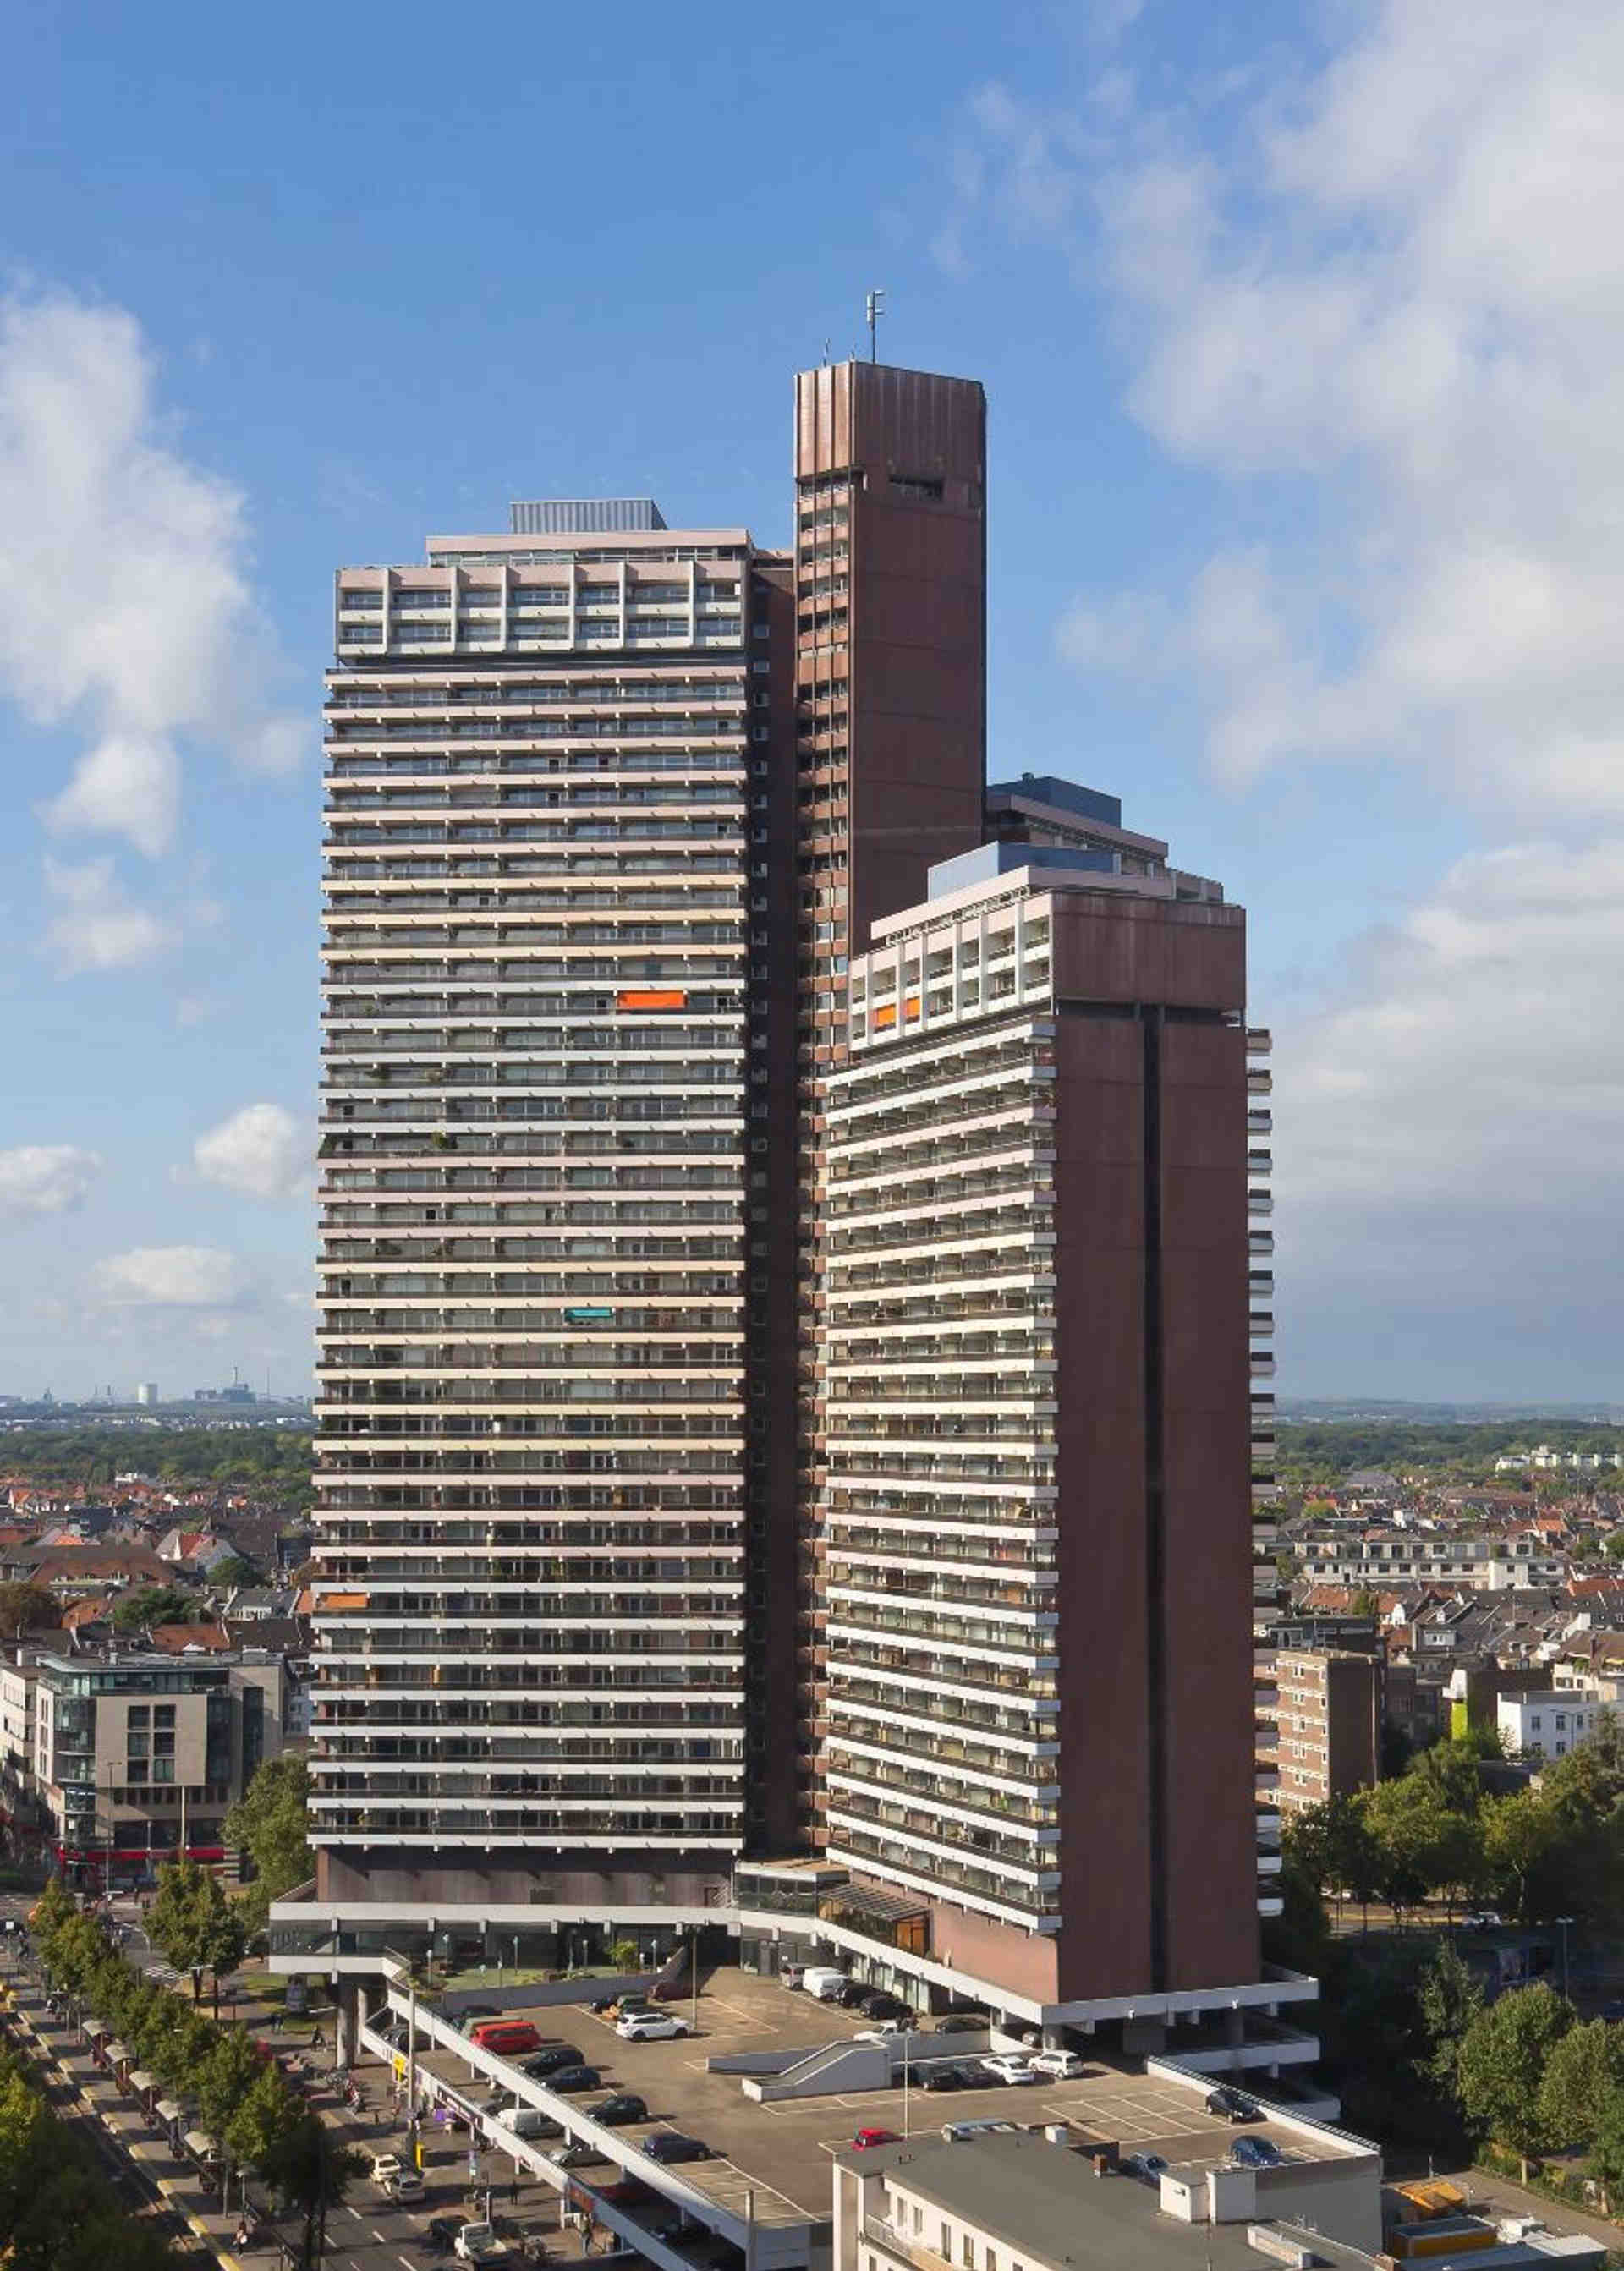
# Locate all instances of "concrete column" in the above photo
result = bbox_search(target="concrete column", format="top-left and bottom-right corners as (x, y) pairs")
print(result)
(335, 1979), (361, 2069)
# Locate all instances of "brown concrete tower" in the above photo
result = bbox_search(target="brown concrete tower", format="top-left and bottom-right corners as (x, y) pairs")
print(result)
(791, 361), (989, 1842)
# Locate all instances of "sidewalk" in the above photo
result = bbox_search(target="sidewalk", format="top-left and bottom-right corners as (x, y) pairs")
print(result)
(1, 1967), (267, 2268)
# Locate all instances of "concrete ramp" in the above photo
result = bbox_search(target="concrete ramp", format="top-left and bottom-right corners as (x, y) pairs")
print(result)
(741, 2035), (890, 2101)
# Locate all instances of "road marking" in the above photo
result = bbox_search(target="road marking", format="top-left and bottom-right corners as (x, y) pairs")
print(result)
(346, 2202), (365, 2219)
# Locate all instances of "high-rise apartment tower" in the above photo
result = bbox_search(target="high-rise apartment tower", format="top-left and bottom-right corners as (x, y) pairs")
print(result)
(301, 363), (1292, 2051)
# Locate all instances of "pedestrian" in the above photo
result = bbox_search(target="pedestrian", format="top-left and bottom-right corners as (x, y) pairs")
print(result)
(271, 2009), (282, 2034)
(311, 2026), (324, 2051)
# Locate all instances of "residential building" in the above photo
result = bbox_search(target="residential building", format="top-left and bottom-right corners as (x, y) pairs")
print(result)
(814, 825), (1270, 2002)
(1498, 1687), (1609, 1762)
(1265, 1643), (1382, 1814)
(25, 1643), (285, 1884)
(293, 357), (1287, 2046)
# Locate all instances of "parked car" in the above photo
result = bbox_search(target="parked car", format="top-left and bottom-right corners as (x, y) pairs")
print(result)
(617, 2013), (691, 2042)
(453, 2005), (502, 2034)
(860, 1992), (910, 2021)
(1005, 2025), (1041, 2048)
(851, 2127), (901, 2151)
(941, 2119), (1019, 2142)
(548, 2066), (601, 2093)
(645, 2133), (714, 2164)
(521, 2045), (584, 2078)
(1463, 1911), (1503, 1931)
(385, 2169), (425, 2203)
(800, 1969), (849, 2002)
(1205, 2087), (1258, 2122)
(1124, 2152), (1168, 2182)
(855, 2025), (906, 2045)
(1029, 2049), (1088, 2080)
(980, 2054), (1039, 2086)
(497, 2106), (562, 2140)
(834, 1982), (870, 2010)
(595, 2093), (649, 2126)
(922, 2063), (971, 2093)
(369, 2153), (404, 2187)
(468, 2021), (541, 2057)
(1232, 2136), (1282, 2169)
(546, 2141), (607, 2170)
(591, 1992), (648, 2019)
(454, 2220), (509, 2261)
(779, 1965), (805, 1990)
(932, 2014), (985, 2035)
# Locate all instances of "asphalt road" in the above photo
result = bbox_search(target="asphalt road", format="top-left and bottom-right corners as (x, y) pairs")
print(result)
(0, 1890), (560, 2268)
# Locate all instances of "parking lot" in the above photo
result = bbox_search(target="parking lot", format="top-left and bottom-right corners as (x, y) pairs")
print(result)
(393, 1967), (1325, 2224)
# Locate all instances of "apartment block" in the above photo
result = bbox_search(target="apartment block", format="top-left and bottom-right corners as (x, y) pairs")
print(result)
(292, 359), (1291, 2044)
(314, 505), (791, 1903)
(815, 810), (1270, 2003)
(1265, 1644), (1382, 1816)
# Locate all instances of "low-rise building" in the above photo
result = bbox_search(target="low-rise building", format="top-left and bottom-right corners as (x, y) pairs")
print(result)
(1497, 1688), (1608, 1762)
(25, 1643), (288, 1884)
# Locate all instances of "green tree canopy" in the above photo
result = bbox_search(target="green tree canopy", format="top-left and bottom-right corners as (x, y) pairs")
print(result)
(1457, 1980), (1576, 2175)
(1535, 2017), (1624, 2150)
(1416, 1937), (1484, 2097)
(0, 1583), (58, 1637)
(150, 1857), (246, 2003)
(225, 1752), (312, 1931)
(110, 1583), (200, 1633)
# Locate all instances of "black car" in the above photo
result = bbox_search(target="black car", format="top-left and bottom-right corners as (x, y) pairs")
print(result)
(833, 1981), (870, 2009)
(595, 2093), (649, 2126)
(932, 2014), (985, 2035)
(922, 2064), (968, 2093)
(860, 1992), (910, 2021)
(1205, 2087), (1258, 2122)
(521, 2044), (584, 2078)
(427, 2218), (460, 2254)
(550, 2065), (601, 2093)
(453, 2004), (502, 2034)
(645, 2133), (713, 2165)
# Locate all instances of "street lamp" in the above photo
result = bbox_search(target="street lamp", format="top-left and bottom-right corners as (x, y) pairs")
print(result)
(1556, 1916), (1574, 2001)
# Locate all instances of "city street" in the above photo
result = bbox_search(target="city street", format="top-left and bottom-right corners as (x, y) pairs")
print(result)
(0, 1892), (567, 2268)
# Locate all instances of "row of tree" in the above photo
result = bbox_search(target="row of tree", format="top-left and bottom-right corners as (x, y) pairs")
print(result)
(0, 1424), (314, 1499)
(1277, 1725), (1624, 1941)
(30, 1877), (360, 2264)
(0, 2038), (180, 2270)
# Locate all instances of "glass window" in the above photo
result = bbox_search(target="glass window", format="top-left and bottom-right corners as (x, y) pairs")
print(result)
(154, 1706), (176, 1727)
(126, 1733), (149, 1758)
(127, 1706), (149, 1725)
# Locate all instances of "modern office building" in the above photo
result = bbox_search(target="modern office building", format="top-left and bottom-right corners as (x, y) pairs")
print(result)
(298, 358), (1290, 2042)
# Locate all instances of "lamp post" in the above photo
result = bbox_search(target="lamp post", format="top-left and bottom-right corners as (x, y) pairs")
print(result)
(1556, 1916), (1574, 2002)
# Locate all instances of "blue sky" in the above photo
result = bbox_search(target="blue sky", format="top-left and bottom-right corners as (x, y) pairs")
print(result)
(3, 0), (1622, 1403)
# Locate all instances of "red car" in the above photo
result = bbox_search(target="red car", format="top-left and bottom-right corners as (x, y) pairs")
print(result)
(851, 2128), (901, 2151)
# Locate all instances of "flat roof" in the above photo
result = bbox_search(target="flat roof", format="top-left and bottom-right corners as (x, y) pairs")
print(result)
(845, 2129), (1374, 2271)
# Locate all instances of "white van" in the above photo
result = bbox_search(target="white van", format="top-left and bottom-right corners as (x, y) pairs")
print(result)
(497, 2106), (555, 2139)
(801, 1967), (849, 2002)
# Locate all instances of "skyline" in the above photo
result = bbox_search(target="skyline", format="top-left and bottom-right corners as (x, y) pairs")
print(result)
(3, 0), (1621, 1402)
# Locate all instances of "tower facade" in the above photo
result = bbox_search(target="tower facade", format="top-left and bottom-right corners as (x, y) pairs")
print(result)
(313, 512), (789, 1902)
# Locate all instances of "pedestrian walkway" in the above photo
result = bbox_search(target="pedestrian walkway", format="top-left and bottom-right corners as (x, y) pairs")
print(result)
(1, 1968), (263, 2267)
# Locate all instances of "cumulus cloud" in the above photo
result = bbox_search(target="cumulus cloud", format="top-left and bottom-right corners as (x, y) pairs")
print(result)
(0, 293), (302, 867)
(939, 8), (1624, 1384)
(962, 8), (1624, 818)
(90, 1245), (252, 1309)
(0, 1145), (102, 1221)
(41, 855), (175, 976)
(192, 1103), (310, 1202)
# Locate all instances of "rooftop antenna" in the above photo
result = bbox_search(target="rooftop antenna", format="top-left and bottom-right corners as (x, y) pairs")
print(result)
(865, 288), (886, 363)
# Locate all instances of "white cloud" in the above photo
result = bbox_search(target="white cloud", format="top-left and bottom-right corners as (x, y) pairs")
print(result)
(0, 1145), (102, 1220)
(90, 1245), (251, 1309)
(40, 855), (174, 976)
(0, 293), (301, 863)
(192, 1103), (310, 1202)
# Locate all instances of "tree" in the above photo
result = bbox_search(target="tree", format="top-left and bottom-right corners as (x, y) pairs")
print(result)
(195, 2027), (266, 2134)
(1416, 1937), (1484, 2097)
(209, 1556), (261, 1590)
(0, 1583), (57, 1638)
(1535, 2017), (1624, 2150)
(1481, 1791), (1562, 1923)
(224, 1753), (312, 1931)
(1590, 2085), (1624, 2213)
(1457, 1980), (1576, 2178)
(259, 2109), (365, 2269)
(150, 1857), (244, 2005)
(111, 1584), (199, 1634)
